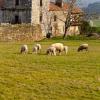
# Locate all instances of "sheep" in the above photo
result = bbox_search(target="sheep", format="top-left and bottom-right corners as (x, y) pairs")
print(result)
(33, 46), (38, 54)
(46, 46), (56, 56)
(20, 45), (28, 54)
(63, 46), (68, 55)
(32, 44), (41, 54)
(51, 43), (64, 55)
(77, 44), (88, 52)
(51, 43), (68, 55)
(35, 44), (42, 50)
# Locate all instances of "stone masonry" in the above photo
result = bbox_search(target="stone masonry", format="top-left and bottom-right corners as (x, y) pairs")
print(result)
(0, 0), (83, 36)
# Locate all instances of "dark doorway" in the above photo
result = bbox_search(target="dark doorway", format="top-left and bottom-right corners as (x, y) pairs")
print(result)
(15, 0), (19, 6)
(11, 15), (21, 24)
(15, 15), (19, 23)
(13, 15), (21, 24)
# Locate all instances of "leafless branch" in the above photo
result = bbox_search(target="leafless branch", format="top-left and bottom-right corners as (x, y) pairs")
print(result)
(63, 0), (76, 39)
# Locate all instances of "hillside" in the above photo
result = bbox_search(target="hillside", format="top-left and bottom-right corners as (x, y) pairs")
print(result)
(83, 2), (100, 15)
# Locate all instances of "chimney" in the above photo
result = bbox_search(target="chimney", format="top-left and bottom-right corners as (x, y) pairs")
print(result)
(55, 0), (63, 7)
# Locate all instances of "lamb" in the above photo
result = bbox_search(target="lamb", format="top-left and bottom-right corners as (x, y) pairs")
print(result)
(51, 43), (68, 55)
(20, 45), (28, 54)
(46, 46), (56, 56)
(63, 46), (68, 55)
(32, 44), (41, 54)
(77, 44), (88, 52)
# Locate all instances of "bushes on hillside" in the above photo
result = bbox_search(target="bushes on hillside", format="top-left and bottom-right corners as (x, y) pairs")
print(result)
(80, 21), (100, 38)
(80, 21), (92, 34)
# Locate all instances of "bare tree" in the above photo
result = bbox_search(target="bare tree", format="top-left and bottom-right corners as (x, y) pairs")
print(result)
(41, 0), (82, 38)
(63, 0), (77, 39)
(40, 2), (53, 38)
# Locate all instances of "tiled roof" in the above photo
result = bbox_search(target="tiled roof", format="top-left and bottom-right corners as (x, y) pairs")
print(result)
(49, 2), (83, 13)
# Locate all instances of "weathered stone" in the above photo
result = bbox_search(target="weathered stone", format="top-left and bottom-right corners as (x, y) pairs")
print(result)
(0, 25), (43, 42)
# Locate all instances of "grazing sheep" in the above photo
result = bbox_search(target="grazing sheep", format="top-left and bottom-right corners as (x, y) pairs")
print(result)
(51, 43), (64, 55)
(35, 44), (42, 50)
(33, 46), (38, 54)
(51, 43), (68, 55)
(46, 46), (56, 56)
(20, 45), (28, 54)
(63, 46), (68, 55)
(77, 44), (88, 52)
(32, 44), (41, 54)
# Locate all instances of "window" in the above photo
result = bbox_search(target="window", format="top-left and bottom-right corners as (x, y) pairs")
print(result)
(54, 15), (57, 22)
(40, 0), (42, 7)
(40, 13), (43, 22)
(15, 0), (19, 6)
(55, 0), (62, 7)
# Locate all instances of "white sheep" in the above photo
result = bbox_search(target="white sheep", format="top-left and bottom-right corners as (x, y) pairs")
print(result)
(35, 44), (42, 50)
(32, 44), (41, 54)
(63, 46), (68, 55)
(51, 43), (64, 55)
(51, 43), (68, 55)
(20, 45), (28, 54)
(77, 44), (88, 52)
(46, 46), (56, 56)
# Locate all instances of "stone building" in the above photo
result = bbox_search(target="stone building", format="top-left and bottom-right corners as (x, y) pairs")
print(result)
(0, 9), (2, 23)
(0, 0), (3, 23)
(31, 0), (83, 36)
(49, 0), (83, 36)
(0, 0), (31, 24)
(0, 0), (83, 36)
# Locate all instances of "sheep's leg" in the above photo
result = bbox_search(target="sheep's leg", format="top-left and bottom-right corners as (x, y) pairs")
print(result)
(53, 51), (56, 56)
(20, 50), (23, 54)
(65, 51), (68, 55)
(58, 50), (61, 55)
(50, 52), (52, 56)
(86, 48), (88, 51)
(25, 51), (28, 54)
(35, 51), (38, 54)
(51, 52), (53, 56)
(39, 49), (41, 53)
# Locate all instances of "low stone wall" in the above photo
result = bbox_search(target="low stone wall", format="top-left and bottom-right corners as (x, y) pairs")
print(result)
(0, 24), (43, 42)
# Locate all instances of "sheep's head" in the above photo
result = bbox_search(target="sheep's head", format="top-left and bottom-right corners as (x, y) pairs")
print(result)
(63, 46), (68, 51)
(77, 46), (88, 52)
(77, 47), (81, 52)
(63, 46), (68, 54)
(33, 47), (38, 52)
(20, 45), (28, 54)
(46, 49), (50, 55)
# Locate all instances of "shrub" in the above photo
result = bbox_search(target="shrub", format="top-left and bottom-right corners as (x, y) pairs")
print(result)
(80, 21), (92, 34)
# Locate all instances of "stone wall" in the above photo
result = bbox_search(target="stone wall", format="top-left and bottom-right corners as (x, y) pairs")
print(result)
(0, 24), (43, 42)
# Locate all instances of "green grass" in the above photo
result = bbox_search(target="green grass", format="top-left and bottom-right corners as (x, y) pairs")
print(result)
(0, 39), (100, 100)
(92, 20), (100, 27)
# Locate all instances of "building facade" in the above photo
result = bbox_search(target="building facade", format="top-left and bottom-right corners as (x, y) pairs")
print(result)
(48, 0), (83, 36)
(1, 0), (31, 24)
(0, 0), (83, 36)
(31, 0), (83, 36)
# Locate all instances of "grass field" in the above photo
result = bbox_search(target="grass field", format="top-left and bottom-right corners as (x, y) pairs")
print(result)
(0, 39), (100, 100)
(92, 20), (100, 27)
